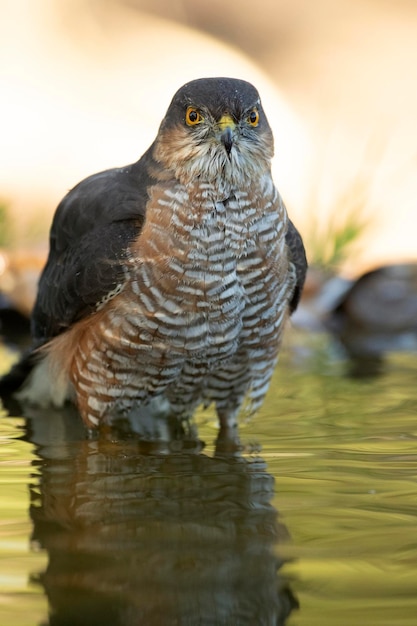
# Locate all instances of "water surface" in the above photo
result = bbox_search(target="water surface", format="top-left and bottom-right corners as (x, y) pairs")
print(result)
(0, 335), (416, 625)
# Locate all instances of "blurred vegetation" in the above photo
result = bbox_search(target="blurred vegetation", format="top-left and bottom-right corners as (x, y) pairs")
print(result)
(23, 210), (51, 245)
(307, 209), (368, 273)
(0, 202), (50, 249)
(306, 180), (370, 273)
(0, 202), (14, 248)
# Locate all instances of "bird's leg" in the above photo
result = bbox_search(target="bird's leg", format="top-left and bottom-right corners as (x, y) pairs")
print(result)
(215, 406), (243, 456)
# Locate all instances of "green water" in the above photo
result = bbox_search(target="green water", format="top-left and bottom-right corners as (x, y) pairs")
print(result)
(0, 335), (416, 625)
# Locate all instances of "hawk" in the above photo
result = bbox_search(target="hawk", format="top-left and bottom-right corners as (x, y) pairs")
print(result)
(1, 77), (306, 436)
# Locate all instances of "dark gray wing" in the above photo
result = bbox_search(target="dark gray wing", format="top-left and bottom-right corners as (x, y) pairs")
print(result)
(32, 147), (157, 343)
(286, 219), (307, 313)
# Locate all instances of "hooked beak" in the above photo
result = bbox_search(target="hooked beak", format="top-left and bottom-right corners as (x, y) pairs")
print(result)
(218, 115), (236, 159)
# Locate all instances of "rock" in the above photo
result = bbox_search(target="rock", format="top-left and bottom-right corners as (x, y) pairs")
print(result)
(328, 263), (417, 360)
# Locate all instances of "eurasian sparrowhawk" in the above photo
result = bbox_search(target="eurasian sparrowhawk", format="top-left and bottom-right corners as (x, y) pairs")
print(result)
(1, 77), (307, 436)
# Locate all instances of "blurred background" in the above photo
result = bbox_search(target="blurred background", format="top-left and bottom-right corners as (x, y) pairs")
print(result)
(0, 0), (417, 314)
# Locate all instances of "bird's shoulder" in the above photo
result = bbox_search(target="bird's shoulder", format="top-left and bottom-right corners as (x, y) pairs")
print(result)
(49, 148), (156, 254)
(32, 147), (158, 342)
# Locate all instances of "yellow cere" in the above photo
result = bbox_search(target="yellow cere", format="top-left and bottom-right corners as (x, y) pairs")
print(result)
(217, 114), (236, 131)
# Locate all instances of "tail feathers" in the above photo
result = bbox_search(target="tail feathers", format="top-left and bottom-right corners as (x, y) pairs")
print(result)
(1, 342), (72, 413)
(0, 349), (39, 399)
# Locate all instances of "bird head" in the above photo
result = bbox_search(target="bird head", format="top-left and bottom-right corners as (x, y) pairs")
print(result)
(153, 77), (275, 189)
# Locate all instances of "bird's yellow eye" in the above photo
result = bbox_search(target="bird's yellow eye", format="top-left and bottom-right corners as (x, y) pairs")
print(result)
(185, 107), (203, 126)
(247, 109), (259, 127)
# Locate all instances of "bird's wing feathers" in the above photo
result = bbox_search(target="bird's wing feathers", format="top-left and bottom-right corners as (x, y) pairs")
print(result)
(286, 219), (308, 313)
(32, 156), (155, 344)
(32, 220), (141, 342)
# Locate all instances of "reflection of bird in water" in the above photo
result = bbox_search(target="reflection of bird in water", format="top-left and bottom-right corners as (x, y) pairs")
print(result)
(27, 408), (298, 626)
(1, 77), (306, 442)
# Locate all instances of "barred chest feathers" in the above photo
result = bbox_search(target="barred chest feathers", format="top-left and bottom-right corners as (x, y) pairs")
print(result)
(47, 174), (293, 427)
(121, 174), (289, 358)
